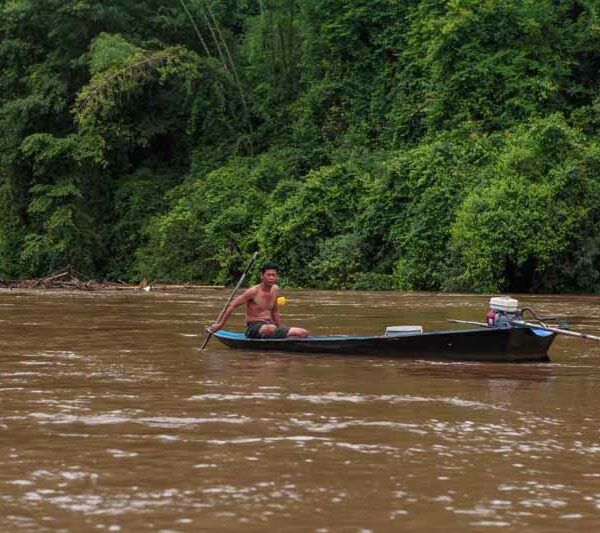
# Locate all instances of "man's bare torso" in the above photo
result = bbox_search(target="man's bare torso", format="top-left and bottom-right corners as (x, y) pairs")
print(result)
(245, 283), (279, 322)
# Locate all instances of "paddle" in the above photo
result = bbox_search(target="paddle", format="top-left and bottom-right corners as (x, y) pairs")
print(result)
(200, 251), (259, 351)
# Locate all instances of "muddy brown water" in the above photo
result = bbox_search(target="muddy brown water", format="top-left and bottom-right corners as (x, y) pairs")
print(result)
(0, 289), (599, 531)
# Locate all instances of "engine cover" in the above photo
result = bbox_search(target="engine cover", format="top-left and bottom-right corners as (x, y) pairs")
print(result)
(489, 296), (519, 313)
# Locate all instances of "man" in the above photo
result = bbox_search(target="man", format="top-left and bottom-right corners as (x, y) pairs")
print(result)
(209, 261), (309, 339)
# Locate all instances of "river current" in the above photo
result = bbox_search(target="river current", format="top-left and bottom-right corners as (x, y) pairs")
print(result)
(0, 289), (599, 531)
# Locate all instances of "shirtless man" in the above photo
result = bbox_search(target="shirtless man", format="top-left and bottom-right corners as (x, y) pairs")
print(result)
(209, 262), (310, 339)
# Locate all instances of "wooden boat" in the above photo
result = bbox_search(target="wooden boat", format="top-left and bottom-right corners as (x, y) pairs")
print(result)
(213, 326), (556, 363)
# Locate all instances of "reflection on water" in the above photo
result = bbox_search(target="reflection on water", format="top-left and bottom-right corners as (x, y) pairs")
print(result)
(1, 289), (599, 530)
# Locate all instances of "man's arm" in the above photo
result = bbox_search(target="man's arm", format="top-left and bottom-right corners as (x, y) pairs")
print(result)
(271, 288), (282, 326)
(210, 288), (256, 332)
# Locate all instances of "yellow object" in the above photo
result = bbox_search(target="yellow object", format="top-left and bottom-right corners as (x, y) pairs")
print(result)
(277, 296), (286, 306)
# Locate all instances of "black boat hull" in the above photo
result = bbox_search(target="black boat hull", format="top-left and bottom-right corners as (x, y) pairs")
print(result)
(213, 327), (556, 363)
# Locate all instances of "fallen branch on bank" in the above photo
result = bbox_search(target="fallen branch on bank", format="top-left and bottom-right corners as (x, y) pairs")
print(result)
(0, 268), (225, 291)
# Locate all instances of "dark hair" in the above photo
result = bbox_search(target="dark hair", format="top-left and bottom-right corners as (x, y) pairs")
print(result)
(260, 261), (280, 273)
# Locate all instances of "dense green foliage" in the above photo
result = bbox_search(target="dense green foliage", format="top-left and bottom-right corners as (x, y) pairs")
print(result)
(2, 0), (600, 292)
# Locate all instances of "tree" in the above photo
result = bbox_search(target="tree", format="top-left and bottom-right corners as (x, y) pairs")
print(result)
(448, 114), (600, 292)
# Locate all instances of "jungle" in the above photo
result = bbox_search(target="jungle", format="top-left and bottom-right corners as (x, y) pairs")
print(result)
(2, 0), (600, 293)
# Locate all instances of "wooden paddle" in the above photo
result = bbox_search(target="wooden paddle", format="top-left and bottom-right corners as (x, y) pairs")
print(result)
(200, 251), (259, 351)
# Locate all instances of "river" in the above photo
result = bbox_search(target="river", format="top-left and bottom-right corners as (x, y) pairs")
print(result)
(1, 289), (599, 531)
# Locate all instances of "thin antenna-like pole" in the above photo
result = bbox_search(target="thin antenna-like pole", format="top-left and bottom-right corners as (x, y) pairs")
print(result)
(201, 0), (251, 128)
(178, 0), (212, 57)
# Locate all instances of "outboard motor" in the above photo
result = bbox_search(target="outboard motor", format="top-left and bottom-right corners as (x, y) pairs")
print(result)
(486, 297), (519, 328)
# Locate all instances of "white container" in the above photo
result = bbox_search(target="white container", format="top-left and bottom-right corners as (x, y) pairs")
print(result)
(384, 325), (423, 337)
(489, 296), (519, 313)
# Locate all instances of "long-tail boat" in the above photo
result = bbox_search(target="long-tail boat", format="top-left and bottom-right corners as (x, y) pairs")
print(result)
(213, 324), (556, 363)
(207, 293), (600, 362)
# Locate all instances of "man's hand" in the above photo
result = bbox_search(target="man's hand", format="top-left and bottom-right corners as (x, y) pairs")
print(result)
(209, 322), (223, 334)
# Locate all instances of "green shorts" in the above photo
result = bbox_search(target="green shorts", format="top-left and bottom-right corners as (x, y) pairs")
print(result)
(245, 321), (290, 339)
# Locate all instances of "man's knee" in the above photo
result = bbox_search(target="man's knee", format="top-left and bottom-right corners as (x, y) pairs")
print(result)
(288, 327), (309, 338)
(259, 324), (277, 337)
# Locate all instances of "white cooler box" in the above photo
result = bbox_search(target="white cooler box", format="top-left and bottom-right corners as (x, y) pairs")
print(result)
(384, 325), (423, 337)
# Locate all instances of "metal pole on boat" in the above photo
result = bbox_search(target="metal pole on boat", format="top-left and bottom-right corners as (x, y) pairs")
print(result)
(200, 251), (259, 351)
(512, 320), (600, 342)
(448, 319), (488, 327)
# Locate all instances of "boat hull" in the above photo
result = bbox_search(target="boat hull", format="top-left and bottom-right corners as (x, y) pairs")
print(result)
(213, 327), (556, 363)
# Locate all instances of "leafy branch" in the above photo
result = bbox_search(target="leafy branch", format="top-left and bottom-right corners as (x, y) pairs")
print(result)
(75, 47), (197, 122)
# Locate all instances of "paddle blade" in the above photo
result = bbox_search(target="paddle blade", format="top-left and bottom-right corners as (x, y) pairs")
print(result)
(200, 327), (213, 351)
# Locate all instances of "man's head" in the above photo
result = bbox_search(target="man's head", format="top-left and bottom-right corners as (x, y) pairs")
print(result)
(260, 261), (280, 274)
(260, 261), (280, 286)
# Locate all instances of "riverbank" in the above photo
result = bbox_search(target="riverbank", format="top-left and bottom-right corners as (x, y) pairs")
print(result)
(0, 268), (224, 291)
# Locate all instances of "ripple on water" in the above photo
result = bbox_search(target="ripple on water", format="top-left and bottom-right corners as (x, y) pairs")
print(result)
(206, 436), (330, 446)
(287, 418), (426, 434)
(188, 392), (513, 411)
(29, 412), (253, 428)
(22, 350), (82, 359)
